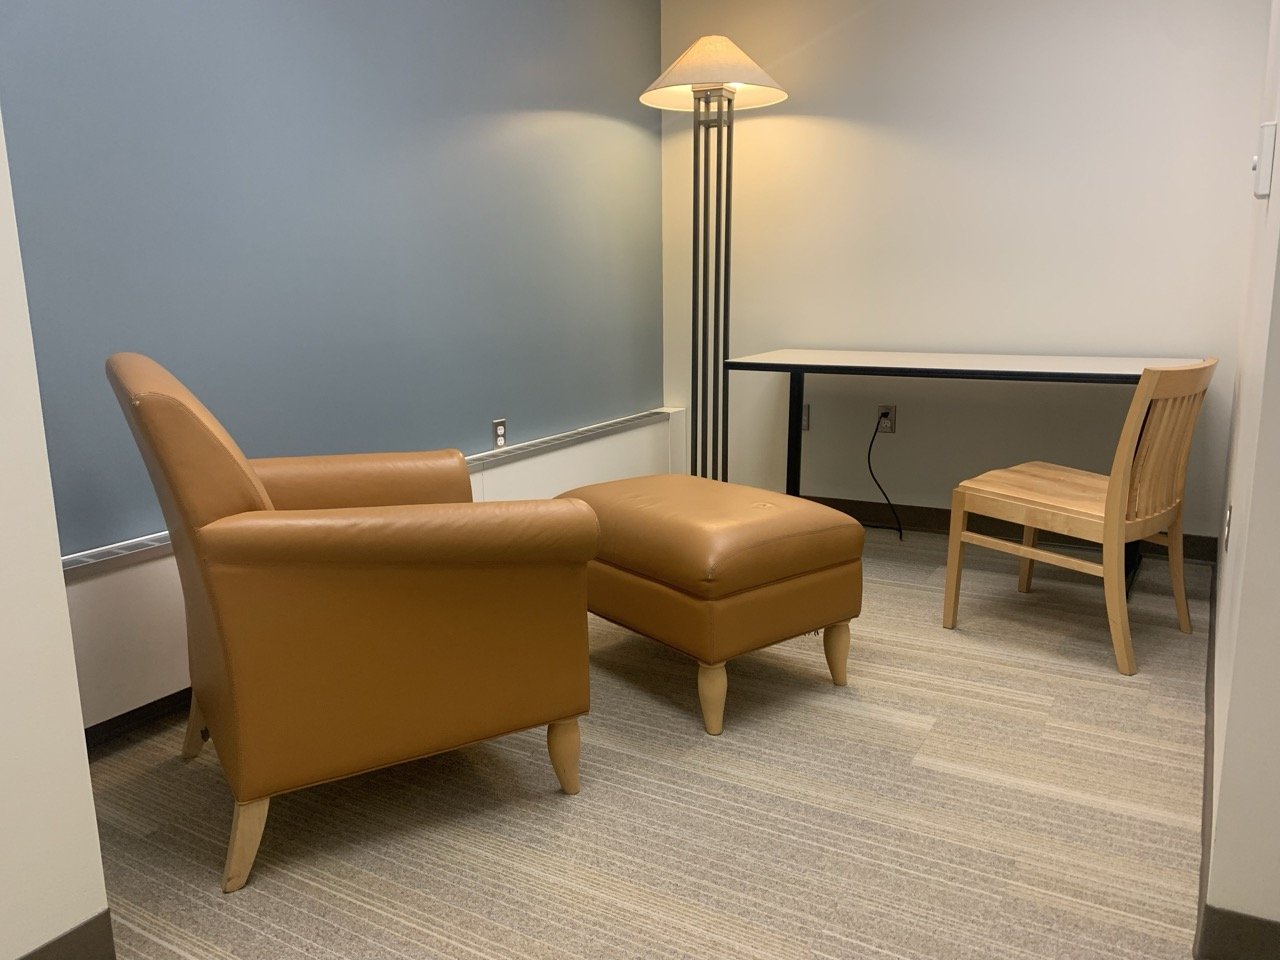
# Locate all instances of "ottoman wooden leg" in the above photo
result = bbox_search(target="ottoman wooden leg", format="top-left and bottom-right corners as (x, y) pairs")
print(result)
(547, 718), (581, 795)
(697, 661), (728, 735)
(823, 620), (851, 686)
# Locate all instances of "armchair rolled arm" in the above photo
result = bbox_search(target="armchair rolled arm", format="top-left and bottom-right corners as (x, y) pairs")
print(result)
(198, 499), (599, 566)
(250, 449), (472, 509)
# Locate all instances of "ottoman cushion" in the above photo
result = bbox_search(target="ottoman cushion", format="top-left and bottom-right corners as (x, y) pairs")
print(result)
(559, 474), (864, 600)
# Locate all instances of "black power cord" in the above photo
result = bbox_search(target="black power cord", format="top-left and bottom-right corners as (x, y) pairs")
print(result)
(866, 411), (903, 540)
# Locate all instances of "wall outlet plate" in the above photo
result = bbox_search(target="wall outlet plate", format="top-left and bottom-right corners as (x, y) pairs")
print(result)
(877, 404), (897, 433)
(492, 418), (507, 449)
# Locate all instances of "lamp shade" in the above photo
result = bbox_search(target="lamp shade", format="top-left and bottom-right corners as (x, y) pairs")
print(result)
(640, 35), (787, 111)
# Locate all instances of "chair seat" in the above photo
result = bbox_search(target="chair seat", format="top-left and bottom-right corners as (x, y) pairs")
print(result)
(958, 460), (1107, 523)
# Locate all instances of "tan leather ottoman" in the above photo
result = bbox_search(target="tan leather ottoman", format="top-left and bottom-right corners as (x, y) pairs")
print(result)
(557, 474), (864, 734)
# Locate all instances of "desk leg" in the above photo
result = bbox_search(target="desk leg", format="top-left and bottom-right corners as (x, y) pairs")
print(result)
(786, 371), (805, 496)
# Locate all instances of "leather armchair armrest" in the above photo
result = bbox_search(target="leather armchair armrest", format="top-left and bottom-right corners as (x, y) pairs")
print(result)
(198, 499), (599, 566)
(249, 449), (472, 509)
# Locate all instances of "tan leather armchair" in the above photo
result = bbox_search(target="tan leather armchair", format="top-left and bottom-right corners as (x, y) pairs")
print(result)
(106, 353), (598, 892)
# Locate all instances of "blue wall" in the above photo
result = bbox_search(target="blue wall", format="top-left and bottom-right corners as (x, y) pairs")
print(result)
(0, 0), (662, 553)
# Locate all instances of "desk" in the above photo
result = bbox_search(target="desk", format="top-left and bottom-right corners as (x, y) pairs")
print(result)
(724, 349), (1197, 497)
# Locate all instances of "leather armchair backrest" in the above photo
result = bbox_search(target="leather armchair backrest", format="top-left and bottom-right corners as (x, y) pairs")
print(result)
(105, 352), (271, 789)
(106, 352), (273, 531)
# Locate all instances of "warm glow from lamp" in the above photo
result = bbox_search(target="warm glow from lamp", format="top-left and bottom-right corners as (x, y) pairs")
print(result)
(640, 35), (787, 111)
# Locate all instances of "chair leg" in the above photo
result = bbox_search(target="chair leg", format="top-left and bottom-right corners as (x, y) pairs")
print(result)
(1018, 526), (1038, 593)
(222, 798), (269, 893)
(546, 718), (581, 795)
(942, 489), (967, 628)
(823, 621), (851, 686)
(1167, 514), (1192, 634)
(182, 695), (208, 759)
(1102, 539), (1138, 676)
(697, 661), (728, 735)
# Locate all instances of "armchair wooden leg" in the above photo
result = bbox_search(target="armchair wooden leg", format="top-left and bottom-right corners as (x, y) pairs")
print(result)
(1102, 539), (1137, 676)
(222, 798), (269, 893)
(546, 718), (581, 795)
(823, 621), (851, 686)
(697, 661), (728, 735)
(943, 489), (967, 629)
(182, 695), (208, 760)
(1167, 514), (1192, 634)
(1018, 526), (1038, 593)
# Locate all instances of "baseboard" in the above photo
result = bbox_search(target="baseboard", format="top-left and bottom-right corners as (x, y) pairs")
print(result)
(86, 687), (190, 751)
(815, 497), (1219, 562)
(19, 910), (115, 960)
(1196, 904), (1280, 959)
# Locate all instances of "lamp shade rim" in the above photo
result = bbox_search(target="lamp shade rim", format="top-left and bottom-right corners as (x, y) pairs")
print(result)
(640, 34), (786, 112)
(639, 84), (788, 112)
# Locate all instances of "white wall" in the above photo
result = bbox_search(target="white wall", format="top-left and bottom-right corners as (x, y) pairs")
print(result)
(0, 105), (110, 957)
(1208, 258), (1280, 923)
(68, 557), (189, 729)
(68, 415), (680, 727)
(1206, 0), (1280, 923)
(470, 416), (678, 502)
(1213, 0), (1280, 812)
(659, 0), (1269, 536)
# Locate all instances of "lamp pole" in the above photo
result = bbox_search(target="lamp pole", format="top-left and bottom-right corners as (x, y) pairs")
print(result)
(641, 35), (785, 481)
(691, 84), (734, 479)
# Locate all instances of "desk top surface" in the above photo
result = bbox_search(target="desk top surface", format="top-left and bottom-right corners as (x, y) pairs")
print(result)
(725, 349), (1202, 383)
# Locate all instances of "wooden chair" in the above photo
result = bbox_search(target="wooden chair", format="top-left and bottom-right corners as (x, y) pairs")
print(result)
(942, 359), (1216, 675)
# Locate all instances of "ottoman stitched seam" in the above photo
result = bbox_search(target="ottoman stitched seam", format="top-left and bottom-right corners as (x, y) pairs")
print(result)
(594, 557), (860, 602)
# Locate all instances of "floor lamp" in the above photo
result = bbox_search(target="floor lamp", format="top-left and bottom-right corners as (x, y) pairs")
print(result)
(641, 36), (787, 480)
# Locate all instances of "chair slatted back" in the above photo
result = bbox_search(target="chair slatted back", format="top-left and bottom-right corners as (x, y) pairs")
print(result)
(1106, 360), (1216, 524)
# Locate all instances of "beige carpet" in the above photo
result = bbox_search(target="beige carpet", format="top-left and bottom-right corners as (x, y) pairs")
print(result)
(91, 529), (1210, 959)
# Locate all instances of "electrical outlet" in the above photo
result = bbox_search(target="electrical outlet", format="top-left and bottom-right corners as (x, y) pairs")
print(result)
(801, 403), (810, 431)
(492, 418), (507, 449)
(877, 404), (897, 434)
